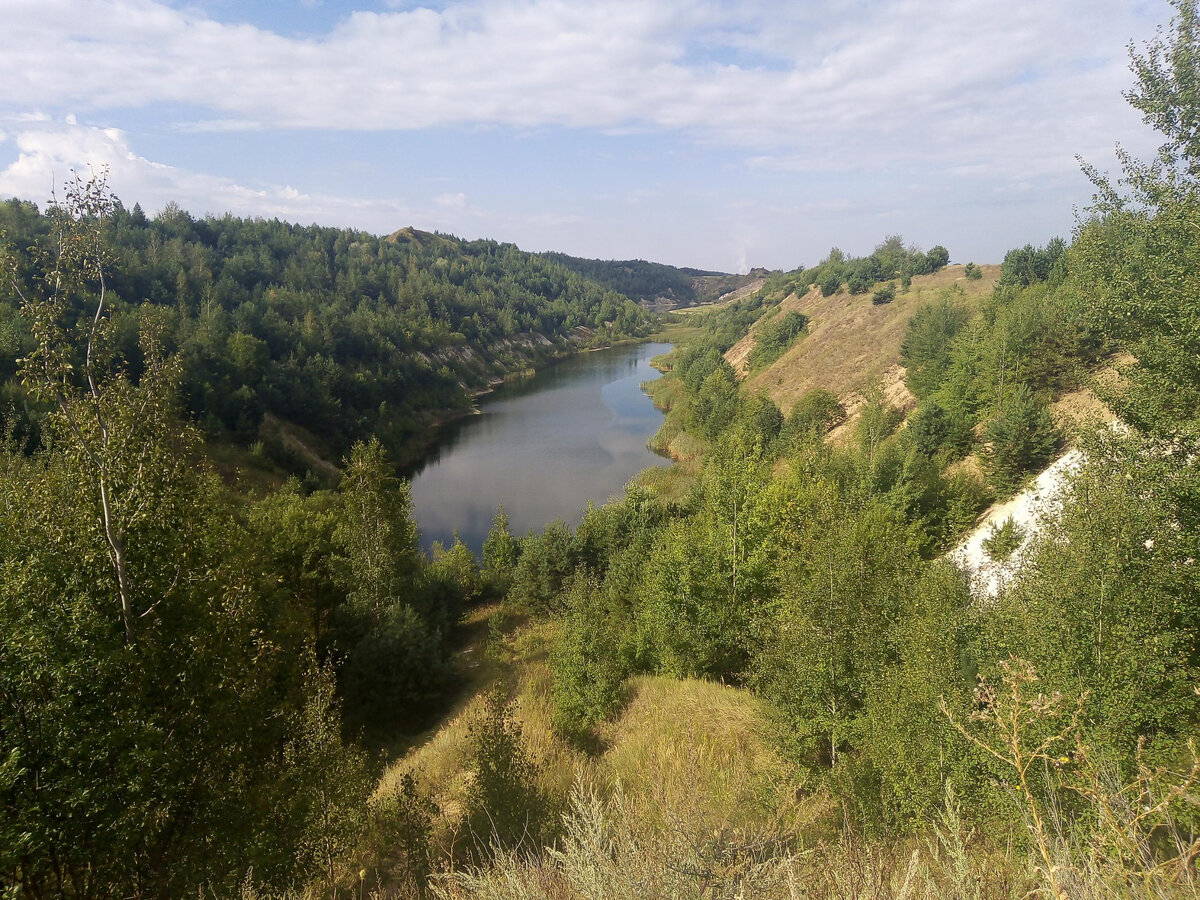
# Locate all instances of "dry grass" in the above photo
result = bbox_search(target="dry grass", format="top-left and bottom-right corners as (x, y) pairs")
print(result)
(428, 780), (1029, 900)
(732, 265), (999, 417)
(377, 620), (593, 855)
(378, 647), (814, 871)
(597, 675), (813, 836)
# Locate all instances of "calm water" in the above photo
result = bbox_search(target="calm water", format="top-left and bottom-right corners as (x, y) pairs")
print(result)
(408, 342), (672, 554)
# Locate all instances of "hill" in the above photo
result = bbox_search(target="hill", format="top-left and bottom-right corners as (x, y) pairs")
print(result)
(0, 206), (655, 476)
(538, 251), (765, 310)
(730, 264), (1001, 423)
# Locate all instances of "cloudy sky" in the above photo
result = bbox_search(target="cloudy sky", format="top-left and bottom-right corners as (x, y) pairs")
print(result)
(0, 0), (1167, 272)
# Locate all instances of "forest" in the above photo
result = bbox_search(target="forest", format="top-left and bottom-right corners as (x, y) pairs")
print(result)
(0, 209), (653, 474)
(4, 3), (1200, 899)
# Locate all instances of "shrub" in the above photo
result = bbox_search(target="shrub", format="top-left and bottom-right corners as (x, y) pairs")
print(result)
(983, 384), (1060, 492)
(464, 688), (556, 854)
(747, 310), (808, 369)
(847, 271), (873, 295)
(819, 272), (842, 296)
(982, 515), (1025, 561)
(784, 388), (846, 443)
(872, 282), (896, 305)
(964, 262), (982, 280)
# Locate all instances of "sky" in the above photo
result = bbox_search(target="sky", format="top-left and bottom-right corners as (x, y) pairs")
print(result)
(0, 0), (1169, 272)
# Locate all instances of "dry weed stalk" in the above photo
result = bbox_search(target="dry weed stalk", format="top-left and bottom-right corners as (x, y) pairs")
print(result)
(1064, 736), (1200, 898)
(942, 658), (1084, 900)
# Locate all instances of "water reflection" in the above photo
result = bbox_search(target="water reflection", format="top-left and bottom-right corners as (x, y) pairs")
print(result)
(409, 342), (672, 554)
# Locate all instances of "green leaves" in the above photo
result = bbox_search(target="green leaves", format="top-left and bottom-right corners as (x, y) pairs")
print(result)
(982, 384), (1060, 493)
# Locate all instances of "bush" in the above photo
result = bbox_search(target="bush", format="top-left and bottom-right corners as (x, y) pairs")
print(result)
(907, 399), (967, 457)
(982, 516), (1025, 561)
(464, 688), (556, 854)
(983, 385), (1060, 492)
(747, 310), (808, 369)
(509, 521), (576, 614)
(819, 273), (842, 296)
(784, 388), (846, 443)
(847, 271), (873, 295)
(964, 262), (982, 280)
(872, 283), (896, 305)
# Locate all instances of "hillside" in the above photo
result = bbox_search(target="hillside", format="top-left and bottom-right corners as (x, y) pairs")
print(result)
(729, 264), (1000, 421)
(0, 206), (655, 475)
(538, 250), (764, 310)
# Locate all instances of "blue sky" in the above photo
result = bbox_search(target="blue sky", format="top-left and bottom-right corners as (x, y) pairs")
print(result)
(0, 0), (1167, 272)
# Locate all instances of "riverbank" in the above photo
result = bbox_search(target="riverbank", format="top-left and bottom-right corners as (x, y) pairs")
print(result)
(408, 341), (673, 554)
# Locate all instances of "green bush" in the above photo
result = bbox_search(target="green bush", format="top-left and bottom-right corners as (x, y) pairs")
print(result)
(783, 388), (846, 444)
(872, 283), (896, 305)
(747, 310), (808, 369)
(982, 516), (1025, 561)
(464, 688), (556, 854)
(983, 385), (1060, 492)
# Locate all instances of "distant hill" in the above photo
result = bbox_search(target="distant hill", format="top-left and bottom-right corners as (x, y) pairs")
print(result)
(0, 207), (654, 476)
(539, 251), (766, 310)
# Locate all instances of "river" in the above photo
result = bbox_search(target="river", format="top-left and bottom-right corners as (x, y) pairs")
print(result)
(408, 341), (673, 554)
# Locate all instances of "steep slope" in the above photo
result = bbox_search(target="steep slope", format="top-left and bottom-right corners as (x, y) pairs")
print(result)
(729, 264), (1000, 419)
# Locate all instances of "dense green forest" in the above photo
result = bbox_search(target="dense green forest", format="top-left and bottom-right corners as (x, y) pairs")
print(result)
(0, 211), (652, 473)
(5, 3), (1200, 899)
(537, 252), (719, 306)
(539, 251), (763, 308)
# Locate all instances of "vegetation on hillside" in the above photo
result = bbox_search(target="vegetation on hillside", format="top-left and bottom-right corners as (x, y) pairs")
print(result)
(0, 212), (653, 475)
(538, 251), (764, 309)
(6, 2), (1200, 898)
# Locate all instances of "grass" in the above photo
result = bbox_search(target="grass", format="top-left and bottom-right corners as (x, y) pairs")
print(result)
(426, 657), (1200, 900)
(202, 439), (290, 496)
(376, 625), (812, 873)
(596, 675), (812, 835)
(732, 265), (1000, 416)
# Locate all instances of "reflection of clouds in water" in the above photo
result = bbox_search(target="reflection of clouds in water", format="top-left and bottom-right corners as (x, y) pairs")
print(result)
(411, 343), (671, 554)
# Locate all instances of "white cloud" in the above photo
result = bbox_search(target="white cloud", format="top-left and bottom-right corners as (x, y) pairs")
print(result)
(434, 191), (468, 209)
(0, 0), (1162, 178)
(0, 120), (595, 245)
(0, 120), (417, 228)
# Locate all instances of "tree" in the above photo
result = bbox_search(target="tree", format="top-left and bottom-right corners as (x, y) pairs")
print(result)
(753, 488), (921, 768)
(873, 234), (908, 279)
(0, 174), (368, 897)
(509, 520), (576, 614)
(901, 294), (970, 398)
(819, 272), (842, 296)
(982, 384), (1059, 492)
(927, 245), (950, 271)
(482, 505), (519, 595)
(333, 439), (452, 733)
(783, 388), (845, 445)
(464, 688), (555, 854)
(1074, 2), (1200, 443)
(335, 438), (420, 620)
(5, 169), (140, 644)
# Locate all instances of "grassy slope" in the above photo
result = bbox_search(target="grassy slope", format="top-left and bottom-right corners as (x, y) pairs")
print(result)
(730, 265), (1001, 421)
(377, 618), (812, 857)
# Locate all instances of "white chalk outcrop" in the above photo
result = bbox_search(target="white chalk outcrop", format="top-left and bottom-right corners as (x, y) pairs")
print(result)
(949, 449), (1085, 598)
